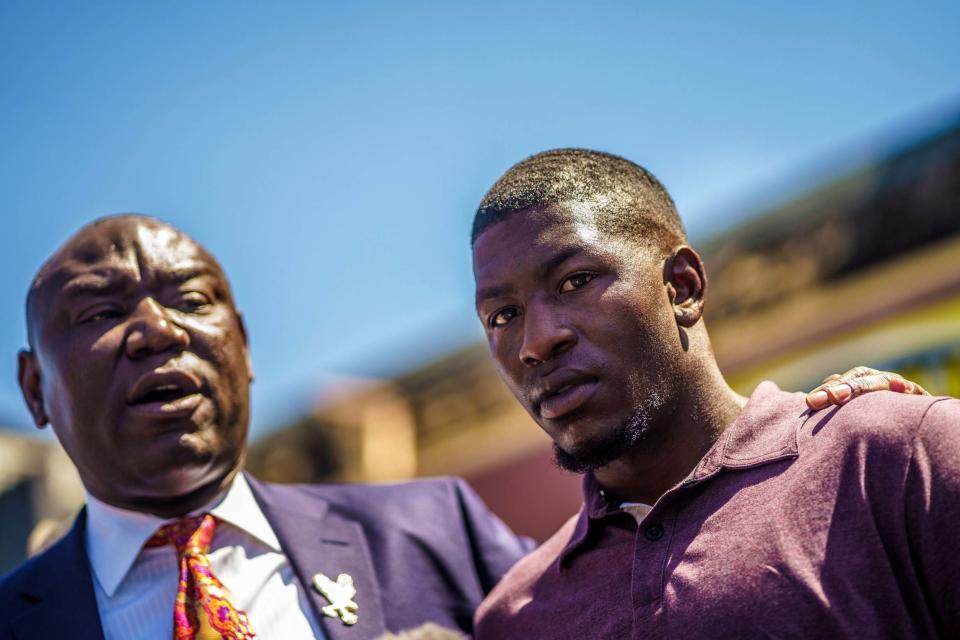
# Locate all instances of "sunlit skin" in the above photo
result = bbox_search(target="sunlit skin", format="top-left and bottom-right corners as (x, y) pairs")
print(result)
(805, 365), (928, 409)
(474, 206), (746, 504)
(18, 215), (253, 518)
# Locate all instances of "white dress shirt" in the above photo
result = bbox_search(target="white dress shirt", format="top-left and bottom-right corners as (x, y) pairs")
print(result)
(85, 474), (325, 640)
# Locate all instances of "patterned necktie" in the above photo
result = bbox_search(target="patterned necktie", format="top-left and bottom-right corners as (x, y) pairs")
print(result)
(146, 514), (257, 640)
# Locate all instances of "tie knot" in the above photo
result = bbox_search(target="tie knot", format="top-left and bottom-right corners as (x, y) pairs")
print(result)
(146, 513), (217, 556)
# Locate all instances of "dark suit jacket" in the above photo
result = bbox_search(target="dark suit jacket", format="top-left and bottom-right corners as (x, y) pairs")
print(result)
(0, 474), (534, 639)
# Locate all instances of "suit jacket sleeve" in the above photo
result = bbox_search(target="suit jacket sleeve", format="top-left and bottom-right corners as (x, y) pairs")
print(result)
(905, 397), (960, 638)
(450, 477), (536, 594)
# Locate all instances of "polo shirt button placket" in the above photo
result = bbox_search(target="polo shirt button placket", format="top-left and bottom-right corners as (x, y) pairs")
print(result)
(631, 513), (672, 639)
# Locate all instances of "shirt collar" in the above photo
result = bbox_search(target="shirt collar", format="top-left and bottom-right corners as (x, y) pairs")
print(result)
(556, 474), (628, 568)
(85, 473), (281, 597)
(691, 380), (803, 480)
(558, 381), (806, 565)
(211, 472), (282, 552)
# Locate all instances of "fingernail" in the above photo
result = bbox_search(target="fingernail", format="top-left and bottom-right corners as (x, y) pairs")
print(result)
(807, 390), (828, 409)
(831, 384), (853, 403)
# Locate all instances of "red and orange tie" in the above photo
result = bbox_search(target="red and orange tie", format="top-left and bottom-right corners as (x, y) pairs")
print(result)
(146, 514), (257, 640)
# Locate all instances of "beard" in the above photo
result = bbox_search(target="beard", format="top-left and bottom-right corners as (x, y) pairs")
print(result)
(552, 408), (652, 473)
(552, 383), (666, 473)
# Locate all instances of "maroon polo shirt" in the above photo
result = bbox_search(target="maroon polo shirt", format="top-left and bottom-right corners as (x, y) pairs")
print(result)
(475, 382), (960, 639)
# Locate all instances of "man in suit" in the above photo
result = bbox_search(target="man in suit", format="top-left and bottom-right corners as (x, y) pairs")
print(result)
(0, 214), (533, 640)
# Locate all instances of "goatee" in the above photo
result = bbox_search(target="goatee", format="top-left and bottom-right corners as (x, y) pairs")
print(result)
(553, 409), (651, 473)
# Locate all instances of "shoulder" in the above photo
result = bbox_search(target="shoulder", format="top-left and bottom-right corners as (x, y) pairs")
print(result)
(475, 511), (579, 628)
(1, 517), (73, 588)
(0, 567), (29, 637)
(0, 523), (81, 620)
(803, 391), (952, 453)
(0, 552), (39, 609)
(906, 397), (960, 481)
(251, 473), (531, 594)
(250, 474), (513, 547)
(915, 396), (960, 432)
(252, 474), (472, 521)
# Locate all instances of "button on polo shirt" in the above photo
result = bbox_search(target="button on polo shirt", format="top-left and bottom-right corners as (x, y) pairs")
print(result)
(642, 523), (664, 542)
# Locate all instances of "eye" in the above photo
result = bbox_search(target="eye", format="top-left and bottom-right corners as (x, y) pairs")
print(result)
(79, 307), (124, 324)
(489, 307), (520, 328)
(560, 272), (596, 293)
(176, 291), (213, 312)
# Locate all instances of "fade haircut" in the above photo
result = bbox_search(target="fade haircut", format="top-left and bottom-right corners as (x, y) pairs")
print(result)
(472, 149), (687, 253)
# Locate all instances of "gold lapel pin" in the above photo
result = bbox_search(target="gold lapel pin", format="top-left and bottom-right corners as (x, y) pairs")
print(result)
(313, 572), (359, 626)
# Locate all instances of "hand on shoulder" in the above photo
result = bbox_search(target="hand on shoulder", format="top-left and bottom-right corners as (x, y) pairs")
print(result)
(805, 366), (929, 410)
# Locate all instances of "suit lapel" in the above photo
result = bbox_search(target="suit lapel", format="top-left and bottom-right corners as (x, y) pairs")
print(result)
(10, 509), (105, 640)
(247, 475), (387, 640)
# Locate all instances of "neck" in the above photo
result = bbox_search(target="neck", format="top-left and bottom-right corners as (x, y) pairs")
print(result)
(592, 362), (746, 505)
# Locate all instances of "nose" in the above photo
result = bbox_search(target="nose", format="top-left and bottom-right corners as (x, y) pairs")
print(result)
(124, 298), (190, 359)
(519, 300), (576, 367)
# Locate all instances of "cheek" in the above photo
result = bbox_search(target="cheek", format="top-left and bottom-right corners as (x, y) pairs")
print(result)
(89, 323), (127, 352)
(187, 317), (245, 366)
(40, 371), (72, 431)
(605, 281), (672, 336)
(187, 318), (251, 414)
(42, 337), (119, 417)
(489, 334), (522, 378)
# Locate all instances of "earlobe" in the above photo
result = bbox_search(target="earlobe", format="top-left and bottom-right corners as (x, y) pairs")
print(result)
(666, 246), (707, 328)
(17, 349), (49, 428)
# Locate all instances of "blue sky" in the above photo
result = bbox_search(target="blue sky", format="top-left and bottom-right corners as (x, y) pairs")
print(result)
(1, 1), (958, 437)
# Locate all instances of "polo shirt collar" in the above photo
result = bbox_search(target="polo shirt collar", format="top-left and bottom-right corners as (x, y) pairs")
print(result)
(558, 381), (805, 565)
(556, 475), (624, 568)
(692, 380), (803, 480)
(85, 472), (282, 597)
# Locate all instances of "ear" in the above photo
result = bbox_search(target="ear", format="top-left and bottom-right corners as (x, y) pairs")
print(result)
(18, 349), (49, 428)
(235, 311), (255, 383)
(664, 246), (707, 328)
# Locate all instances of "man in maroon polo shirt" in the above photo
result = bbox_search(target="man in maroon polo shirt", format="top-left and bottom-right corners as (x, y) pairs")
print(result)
(471, 149), (960, 639)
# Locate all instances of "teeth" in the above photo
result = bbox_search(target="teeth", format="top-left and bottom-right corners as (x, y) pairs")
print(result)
(555, 384), (572, 395)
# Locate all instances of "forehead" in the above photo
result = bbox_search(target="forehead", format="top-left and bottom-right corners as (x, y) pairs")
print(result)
(473, 206), (606, 278)
(35, 219), (224, 302)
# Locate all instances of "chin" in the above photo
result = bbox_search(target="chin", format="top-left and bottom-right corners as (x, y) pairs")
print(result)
(143, 464), (210, 491)
(133, 447), (227, 491)
(133, 467), (236, 510)
(551, 411), (651, 473)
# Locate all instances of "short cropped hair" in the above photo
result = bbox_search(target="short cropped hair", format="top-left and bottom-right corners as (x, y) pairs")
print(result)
(472, 149), (687, 252)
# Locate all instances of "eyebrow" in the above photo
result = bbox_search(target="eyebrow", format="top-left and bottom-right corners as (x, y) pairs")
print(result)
(59, 264), (218, 299)
(154, 264), (218, 286)
(60, 274), (132, 299)
(475, 283), (516, 306)
(539, 246), (582, 279)
(475, 246), (583, 306)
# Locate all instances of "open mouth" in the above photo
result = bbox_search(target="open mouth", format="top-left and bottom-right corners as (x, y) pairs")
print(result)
(134, 384), (190, 404)
(127, 370), (204, 418)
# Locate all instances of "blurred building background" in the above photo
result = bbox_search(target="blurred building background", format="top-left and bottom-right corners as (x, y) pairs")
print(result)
(2, 109), (958, 573)
(0, 431), (83, 573)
